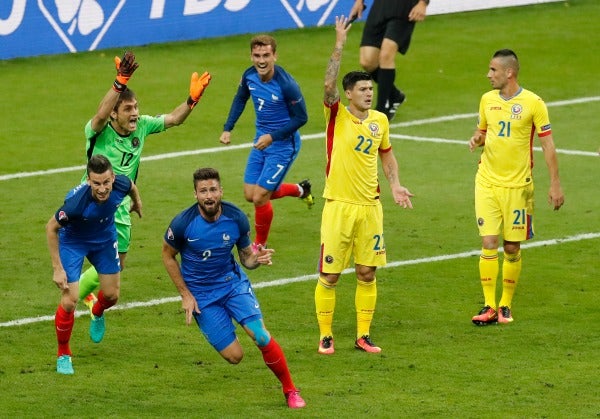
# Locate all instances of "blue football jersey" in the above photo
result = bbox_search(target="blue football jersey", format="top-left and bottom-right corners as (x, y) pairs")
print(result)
(164, 201), (253, 291)
(55, 174), (132, 245)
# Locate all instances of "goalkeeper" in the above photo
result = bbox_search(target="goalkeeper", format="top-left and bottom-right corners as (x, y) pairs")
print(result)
(78, 51), (211, 329)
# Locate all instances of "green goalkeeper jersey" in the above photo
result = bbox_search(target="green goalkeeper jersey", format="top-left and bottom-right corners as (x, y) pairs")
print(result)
(82, 115), (166, 182)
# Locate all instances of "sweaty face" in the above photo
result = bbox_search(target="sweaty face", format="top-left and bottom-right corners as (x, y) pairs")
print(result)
(87, 170), (115, 203)
(346, 80), (374, 112)
(194, 179), (223, 219)
(250, 45), (276, 81)
(112, 98), (139, 135)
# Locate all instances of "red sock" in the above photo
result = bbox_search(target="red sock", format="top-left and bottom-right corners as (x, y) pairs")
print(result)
(254, 201), (273, 246)
(270, 183), (300, 199)
(259, 338), (296, 394)
(92, 290), (117, 318)
(55, 305), (74, 357)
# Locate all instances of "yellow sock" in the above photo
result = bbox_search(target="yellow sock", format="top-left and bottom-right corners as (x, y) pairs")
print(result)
(315, 276), (336, 339)
(479, 248), (499, 309)
(78, 266), (99, 301)
(355, 278), (377, 338)
(499, 250), (522, 308)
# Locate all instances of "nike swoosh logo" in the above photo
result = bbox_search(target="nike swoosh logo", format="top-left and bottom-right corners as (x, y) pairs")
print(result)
(249, 87), (256, 90)
(266, 180), (278, 185)
(187, 238), (201, 242)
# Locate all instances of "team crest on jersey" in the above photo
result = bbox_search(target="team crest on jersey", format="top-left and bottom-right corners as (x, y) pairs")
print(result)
(477, 217), (484, 226)
(511, 104), (523, 115)
(324, 255), (334, 264)
(131, 137), (140, 147)
(222, 233), (231, 244)
(58, 211), (68, 222)
(368, 123), (380, 137)
(167, 227), (174, 241)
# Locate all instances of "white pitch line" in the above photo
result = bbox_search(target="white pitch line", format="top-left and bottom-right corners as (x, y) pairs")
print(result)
(1, 96), (598, 182)
(2, 231), (598, 329)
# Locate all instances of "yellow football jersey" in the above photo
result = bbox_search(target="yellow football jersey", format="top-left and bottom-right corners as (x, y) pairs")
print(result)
(476, 88), (552, 187)
(323, 101), (391, 205)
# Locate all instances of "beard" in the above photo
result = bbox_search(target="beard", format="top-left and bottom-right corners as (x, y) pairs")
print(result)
(198, 200), (221, 218)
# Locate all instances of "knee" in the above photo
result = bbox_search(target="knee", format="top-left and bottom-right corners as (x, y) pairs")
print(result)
(61, 297), (78, 312)
(225, 353), (243, 364)
(356, 267), (376, 282)
(320, 274), (339, 286)
(359, 57), (377, 73)
(254, 328), (271, 347)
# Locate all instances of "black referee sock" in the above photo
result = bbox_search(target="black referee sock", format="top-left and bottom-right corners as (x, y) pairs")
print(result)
(376, 68), (396, 112)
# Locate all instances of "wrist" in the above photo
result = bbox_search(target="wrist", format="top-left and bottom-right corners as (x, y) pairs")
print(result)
(113, 78), (127, 93)
(187, 96), (198, 109)
(419, 0), (429, 5)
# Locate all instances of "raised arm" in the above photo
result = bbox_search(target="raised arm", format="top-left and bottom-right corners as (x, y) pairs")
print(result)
(91, 51), (139, 133)
(324, 16), (351, 105)
(164, 71), (211, 128)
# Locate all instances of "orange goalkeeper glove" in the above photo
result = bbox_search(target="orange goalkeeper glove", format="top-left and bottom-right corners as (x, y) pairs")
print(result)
(187, 71), (211, 109)
(113, 51), (139, 93)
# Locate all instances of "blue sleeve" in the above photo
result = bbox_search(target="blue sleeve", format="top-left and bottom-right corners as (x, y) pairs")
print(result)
(164, 206), (195, 252)
(113, 174), (133, 195)
(270, 69), (308, 142)
(223, 70), (252, 132)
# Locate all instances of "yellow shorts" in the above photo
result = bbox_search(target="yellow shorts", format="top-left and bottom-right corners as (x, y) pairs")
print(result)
(475, 179), (534, 242)
(319, 199), (386, 273)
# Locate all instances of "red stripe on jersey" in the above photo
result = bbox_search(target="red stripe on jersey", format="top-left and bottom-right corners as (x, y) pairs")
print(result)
(529, 125), (535, 169)
(325, 101), (339, 178)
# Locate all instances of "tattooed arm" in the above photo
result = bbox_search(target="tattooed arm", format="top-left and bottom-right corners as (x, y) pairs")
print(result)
(324, 15), (352, 105)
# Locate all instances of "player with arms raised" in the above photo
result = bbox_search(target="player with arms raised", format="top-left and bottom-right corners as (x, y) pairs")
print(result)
(78, 51), (211, 328)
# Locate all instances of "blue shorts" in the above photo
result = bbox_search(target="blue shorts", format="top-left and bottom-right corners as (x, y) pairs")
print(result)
(59, 240), (120, 283)
(243, 135), (300, 191)
(192, 274), (263, 352)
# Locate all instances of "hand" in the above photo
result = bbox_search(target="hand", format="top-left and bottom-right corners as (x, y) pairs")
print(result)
(347, 2), (366, 27)
(113, 51), (139, 92)
(219, 131), (232, 145)
(52, 268), (68, 290)
(335, 15), (351, 44)
(129, 198), (143, 218)
(253, 134), (273, 150)
(469, 132), (485, 152)
(408, 1), (428, 22)
(181, 293), (200, 326)
(254, 244), (274, 266)
(188, 71), (212, 109)
(392, 186), (414, 209)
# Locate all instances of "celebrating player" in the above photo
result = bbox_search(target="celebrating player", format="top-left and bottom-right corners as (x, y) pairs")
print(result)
(162, 167), (306, 409)
(219, 34), (312, 248)
(78, 51), (211, 317)
(315, 16), (414, 355)
(48, 155), (142, 374)
(468, 49), (564, 325)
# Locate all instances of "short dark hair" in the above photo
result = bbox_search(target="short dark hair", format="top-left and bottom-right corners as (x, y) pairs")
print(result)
(493, 48), (518, 61)
(193, 167), (221, 187)
(493, 49), (520, 72)
(87, 154), (113, 176)
(250, 34), (276, 53)
(342, 71), (372, 91)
